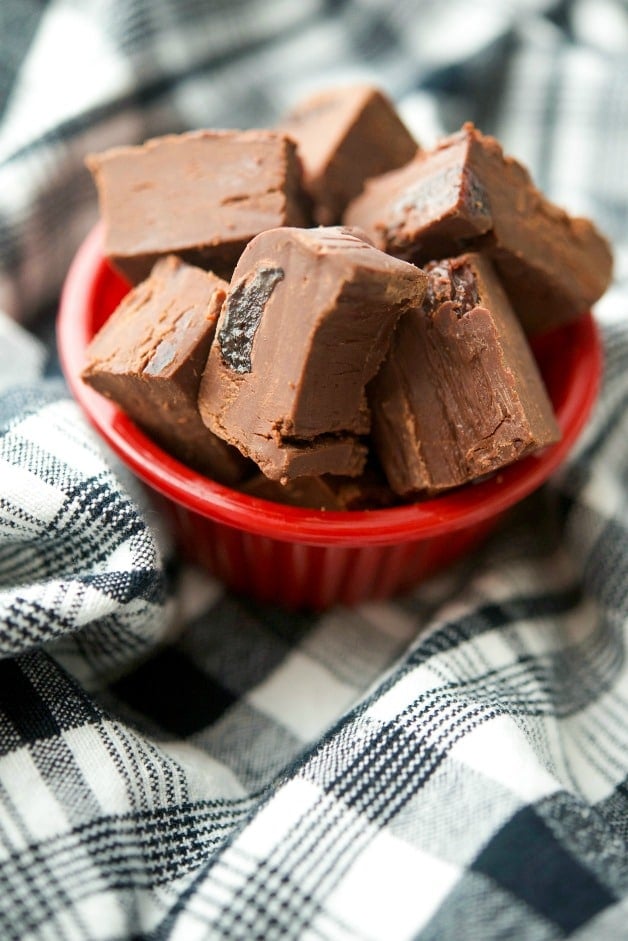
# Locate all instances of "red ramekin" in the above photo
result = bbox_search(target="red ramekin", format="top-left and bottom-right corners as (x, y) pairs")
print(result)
(57, 225), (602, 609)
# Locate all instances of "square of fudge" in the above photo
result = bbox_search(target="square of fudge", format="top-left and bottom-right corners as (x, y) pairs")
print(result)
(369, 252), (561, 497)
(279, 84), (418, 225)
(344, 126), (493, 258)
(87, 129), (310, 283)
(240, 465), (397, 510)
(82, 255), (250, 484)
(198, 225), (427, 482)
(345, 123), (613, 332)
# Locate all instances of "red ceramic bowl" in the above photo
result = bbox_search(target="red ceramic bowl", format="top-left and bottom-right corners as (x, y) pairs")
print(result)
(57, 225), (602, 609)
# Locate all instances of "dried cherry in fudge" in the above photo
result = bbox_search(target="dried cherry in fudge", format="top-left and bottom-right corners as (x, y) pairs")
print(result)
(198, 226), (427, 482)
(278, 84), (418, 225)
(345, 123), (613, 332)
(81, 255), (250, 484)
(369, 252), (561, 497)
(87, 129), (310, 284)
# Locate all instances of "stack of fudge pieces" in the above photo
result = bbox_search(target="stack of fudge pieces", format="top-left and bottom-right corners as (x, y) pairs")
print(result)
(82, 84), (613, 509)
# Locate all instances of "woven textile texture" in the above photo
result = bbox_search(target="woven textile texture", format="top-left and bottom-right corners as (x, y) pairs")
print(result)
(1, 1), (628, 938)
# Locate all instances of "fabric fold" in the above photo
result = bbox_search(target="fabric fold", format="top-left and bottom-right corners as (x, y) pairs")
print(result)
(1, 1), (627, 939)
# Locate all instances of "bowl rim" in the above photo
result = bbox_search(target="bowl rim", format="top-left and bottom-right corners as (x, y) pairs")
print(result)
(57, 223), (603, 548)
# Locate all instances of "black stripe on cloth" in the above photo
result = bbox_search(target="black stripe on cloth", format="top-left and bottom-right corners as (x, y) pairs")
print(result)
(403, 586), (584, 671)
(341, 4), (401, 62)
(195, 701), (304, 792)
(51, 610), (161, 672)
(185, 699), (502, 939)
(0, 786), (92, 941)
(152, 596), (628, 937)
(1, 595), (82, 655)
(151, 858), (215, 940)
(202, 856), (320, 941)
(471, 805), (616, 933)
(0, 653), (101, 753)
(152, 584), (627, 917)
(151, 838), (322, 941)
(594, 776), (628, 843)
(583, 517), (628, 608)
(59, 476), (148, 544)
(561, 327), (628, 465)
(38, 476), (155, 584)
(0, 380), (65, 433)
(110, 648), (237, 736)
(0, 532), (162, 619)
(179, 593), (316, 695)
(30, 735), (102, 827)
(108, 0), (327, 54)
(0, 658), (60, 744)
(560, 387), (628, 479)
(535, 790), (628, 898)
(238, 597), (318, 645)
(346, 586), (606, 749)
(0, 797), (256, 940)
(0, 585), (162, 663)
(21, 651), (103, 726)
(0, 797), (254, 895)
(0, 0), (50, 119)
(417, 870), (556, 941)
(81, 569), (163, 605)
(177, 586), (626, 935)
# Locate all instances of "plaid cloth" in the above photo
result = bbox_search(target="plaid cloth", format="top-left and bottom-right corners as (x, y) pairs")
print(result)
(1, 1), (628, 938)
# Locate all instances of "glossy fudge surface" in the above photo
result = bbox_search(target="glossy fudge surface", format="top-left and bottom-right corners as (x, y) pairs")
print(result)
(279, 83), (418, 225)
(81, 256), (250, 484)
(345, 123), (613, 332)
(369, 252), (560, 496)
(87, 130), (310, 283)
(198, 226), (427, 482)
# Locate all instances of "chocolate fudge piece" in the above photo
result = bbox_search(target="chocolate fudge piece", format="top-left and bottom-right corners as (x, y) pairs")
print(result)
(82, 255), (250, 484)
(241, 466), (398, 510)
(278, 84), (418, 225)
(369, 252), (561, 497)
(87, 130), (310, 284)
(345, 123), (613, 332)
(198, 226), (427, 482)
(241, 474), (349, 510)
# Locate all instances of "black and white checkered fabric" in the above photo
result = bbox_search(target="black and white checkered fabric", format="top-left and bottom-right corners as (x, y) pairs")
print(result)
(1, 1), (628, 938)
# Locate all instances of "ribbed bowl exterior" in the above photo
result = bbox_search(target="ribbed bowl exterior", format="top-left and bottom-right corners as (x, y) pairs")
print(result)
(158, 496), (502, 609)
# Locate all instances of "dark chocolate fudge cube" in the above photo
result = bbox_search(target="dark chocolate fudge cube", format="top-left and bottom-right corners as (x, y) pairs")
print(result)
(87, 129), (310, 284)
(198, 226), (427, 482)
(345, 123), (613, 332)
(369, 252), (561, 496)
(279, 84), (418, 225)
(346, 126), (493, 259)
(81, 255), (250, 484)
